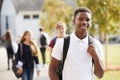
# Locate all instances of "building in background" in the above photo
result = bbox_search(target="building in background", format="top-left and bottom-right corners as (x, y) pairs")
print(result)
(0, 0), (3, 40)
(0, 0), (77, 44)
(0, 0), (44, 45)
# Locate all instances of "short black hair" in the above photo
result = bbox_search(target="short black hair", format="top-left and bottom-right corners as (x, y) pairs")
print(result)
(74, 7), (92, 18)
(39, 27), (43, 32)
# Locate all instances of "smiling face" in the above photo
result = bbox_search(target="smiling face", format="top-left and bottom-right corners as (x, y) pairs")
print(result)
(73, 11), (92, 38)
(57, 26), (66, 34)
(56, 22), (67, 36)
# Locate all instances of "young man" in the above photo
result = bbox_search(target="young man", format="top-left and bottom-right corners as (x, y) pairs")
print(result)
(48, 21), (67, 58)
(49, 7), (105, 80)
(39, 27), (49, 65)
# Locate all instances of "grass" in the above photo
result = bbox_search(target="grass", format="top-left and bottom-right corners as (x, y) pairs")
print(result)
(95, 44), (120, 80)
(95, 71), (120, 80)
(103, 44), (120, 66)
(38, 44), (120, 80)
(38, 48), (50, 64)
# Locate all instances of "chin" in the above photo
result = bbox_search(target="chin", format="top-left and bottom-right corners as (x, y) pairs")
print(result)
(81, 32), (87, 36)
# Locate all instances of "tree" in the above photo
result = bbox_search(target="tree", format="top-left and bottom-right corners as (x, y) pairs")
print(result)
(77, 0), (120, 68)
(40, 0), (73, 35)
(77, 0), (120, 42)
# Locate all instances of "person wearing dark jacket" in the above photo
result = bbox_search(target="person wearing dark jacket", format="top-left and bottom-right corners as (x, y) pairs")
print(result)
(16, 30), (40, 80)
(3, 29), (14, 70)
(39, 27), (49, 65)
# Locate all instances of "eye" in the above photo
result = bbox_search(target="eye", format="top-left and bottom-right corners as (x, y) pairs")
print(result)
(78, 18), (83, 21)
(86, 18), (90, 22)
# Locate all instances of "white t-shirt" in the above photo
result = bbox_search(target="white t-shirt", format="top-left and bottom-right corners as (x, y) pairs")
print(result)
(51, 32), (104, 80)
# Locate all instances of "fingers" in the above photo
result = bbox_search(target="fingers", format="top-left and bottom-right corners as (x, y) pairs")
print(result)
(37, 71), (40, 77)
(87, 44), (97, 58)
(17, 68), (23, 75)
(87, 44), (94, 53)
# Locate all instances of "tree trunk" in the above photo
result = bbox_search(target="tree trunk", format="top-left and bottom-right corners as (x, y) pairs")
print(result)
(104, 32), (108, 69)
(99, 31), (103, 43)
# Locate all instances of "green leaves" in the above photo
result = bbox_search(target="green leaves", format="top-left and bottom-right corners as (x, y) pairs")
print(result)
(77, 0), (120, 41)
(40, 0), (73, 35)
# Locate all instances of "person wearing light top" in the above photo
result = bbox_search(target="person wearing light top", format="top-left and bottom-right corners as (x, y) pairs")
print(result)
(49, 7), (105, 80)
(48, 21), (67, 58)
(16, 30), (40, 80)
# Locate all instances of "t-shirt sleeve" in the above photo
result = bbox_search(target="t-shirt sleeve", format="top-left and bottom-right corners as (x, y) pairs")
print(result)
(48, 39), (54, 48)
(51, 38), (64, 60)
(48, 37), (57, 49)
(94, 39), (104, 61)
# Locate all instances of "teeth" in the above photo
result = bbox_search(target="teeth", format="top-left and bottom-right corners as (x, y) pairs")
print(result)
(81, 26), (87, 29)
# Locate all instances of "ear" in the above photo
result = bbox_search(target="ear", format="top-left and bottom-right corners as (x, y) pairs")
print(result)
(73, 18), (75, 24)
(89, 21), (92, 28)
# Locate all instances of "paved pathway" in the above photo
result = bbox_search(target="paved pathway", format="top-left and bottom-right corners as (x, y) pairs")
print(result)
(0, 46), (49, 80)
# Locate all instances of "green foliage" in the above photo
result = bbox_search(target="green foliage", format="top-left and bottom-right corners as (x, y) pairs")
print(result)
(40, 0), (73, 35)
(77, 0), (120, 41)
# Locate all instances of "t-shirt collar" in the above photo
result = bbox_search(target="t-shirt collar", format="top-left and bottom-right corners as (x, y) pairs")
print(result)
(71, 32), (88, 43)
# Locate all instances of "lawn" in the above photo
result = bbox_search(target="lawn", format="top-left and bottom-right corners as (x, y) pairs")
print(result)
(95, 44), (120, 80)
(95, 71), (120, 80)
(103, 44), (120, 66)
(38, 44), (120, 80)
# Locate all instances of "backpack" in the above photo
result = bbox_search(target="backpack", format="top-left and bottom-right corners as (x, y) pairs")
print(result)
(57, 35), (94, 80)
(40, 34), (47, 46)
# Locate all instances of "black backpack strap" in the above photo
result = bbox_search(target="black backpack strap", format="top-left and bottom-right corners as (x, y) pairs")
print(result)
(88, 36), (93, 45)
(63, 36), (70, 64)
(19, 43), (23, 56)
(88, 36), (94, 64)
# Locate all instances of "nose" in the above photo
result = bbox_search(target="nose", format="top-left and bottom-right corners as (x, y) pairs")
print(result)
(83, 19), (87, 23)
(82, 19), (87, 26)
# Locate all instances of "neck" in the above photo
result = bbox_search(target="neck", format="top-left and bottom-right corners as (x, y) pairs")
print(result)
(75, 32), (87, 39)
(57, 34), (65, 38)
(24, 40), (30, 45)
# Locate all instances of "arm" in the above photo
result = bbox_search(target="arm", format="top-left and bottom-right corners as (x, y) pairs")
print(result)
(49, 57), (60, 80)
(49, 38), (63, 80)
(34, 56), (41, 76)
(94, 56), (104, 78)
(16, 43), (23, 65)
(16, 43), (23, 75)
(87, 44), (105, 79)
(48, 47), (53, 59)
(48, 38), (55, 59)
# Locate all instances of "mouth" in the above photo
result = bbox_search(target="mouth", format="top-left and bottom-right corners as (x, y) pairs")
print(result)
(81, 26), (88, 30)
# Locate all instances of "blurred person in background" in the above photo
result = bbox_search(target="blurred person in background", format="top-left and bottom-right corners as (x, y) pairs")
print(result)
(39, 27), (49, 66)
(48, 21), (67, 58)
(3, 29), (14, 70)
(16, 30), (40, 80)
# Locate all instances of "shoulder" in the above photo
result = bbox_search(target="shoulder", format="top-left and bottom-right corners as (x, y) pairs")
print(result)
(43, 32), (48, 37)
(92, 37), (104, 60)
(92, 38), (102, 48)
(55, 38), (64, 45)
(93, 38), (101, 44)
(89, 35), (101, 45)
(53, 38), (64, 49)
(49, 37), (57, 47)
(51, 38), (64, 60)
(18, 42), (25, 47)
(51, 37), (57, 41)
